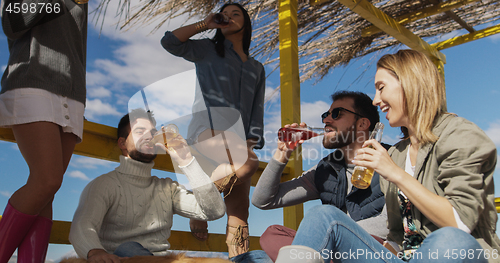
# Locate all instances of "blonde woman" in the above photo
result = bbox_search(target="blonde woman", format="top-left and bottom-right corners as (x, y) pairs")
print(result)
(272, 50), (499, 263)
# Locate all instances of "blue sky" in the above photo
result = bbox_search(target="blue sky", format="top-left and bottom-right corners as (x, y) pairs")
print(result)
(1, 1), (500, 262)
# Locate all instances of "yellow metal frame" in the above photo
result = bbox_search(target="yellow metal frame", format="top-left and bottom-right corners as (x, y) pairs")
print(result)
(278, 0), (304, 231)
(432, 24), (500, 51)
(362, 0), (480, 37)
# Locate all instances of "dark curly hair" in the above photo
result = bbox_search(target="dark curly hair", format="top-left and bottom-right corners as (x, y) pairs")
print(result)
(331, 91), (380, 132)
(117, 108), (156, 140)
(211, 3), (252, 58)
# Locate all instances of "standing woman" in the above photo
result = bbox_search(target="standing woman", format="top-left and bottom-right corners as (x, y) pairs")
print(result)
(161, 3), (265, 258)
(0, 1), (87, 263)
(273, 49), (499, 263)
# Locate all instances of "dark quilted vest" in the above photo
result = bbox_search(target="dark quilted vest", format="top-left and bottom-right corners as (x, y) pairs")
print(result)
(314, 150), (385, 221)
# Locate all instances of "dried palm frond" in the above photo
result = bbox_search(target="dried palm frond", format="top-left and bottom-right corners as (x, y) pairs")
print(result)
(95, 0), (500, 82)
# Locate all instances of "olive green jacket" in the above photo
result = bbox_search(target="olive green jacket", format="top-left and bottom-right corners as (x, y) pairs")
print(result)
(381, 114), (500, 254)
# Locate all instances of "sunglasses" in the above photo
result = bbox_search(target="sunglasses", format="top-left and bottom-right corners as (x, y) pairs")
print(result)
(321, 107), (364, 122)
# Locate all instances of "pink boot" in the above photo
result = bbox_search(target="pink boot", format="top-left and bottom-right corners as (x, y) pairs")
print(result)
(0, 201), (37, 263)
(18, 216), (53, 263)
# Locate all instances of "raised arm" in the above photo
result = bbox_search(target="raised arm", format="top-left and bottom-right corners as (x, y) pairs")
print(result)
(252, 123), (320, 209)
(251, 158), (319, 209)
(160, 135), (225, 220)
(161, 13), (227, 61)
(170, 13), (225, 42)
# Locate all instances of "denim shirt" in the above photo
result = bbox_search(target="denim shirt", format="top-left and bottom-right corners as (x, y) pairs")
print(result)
(161, 32), (265, 149)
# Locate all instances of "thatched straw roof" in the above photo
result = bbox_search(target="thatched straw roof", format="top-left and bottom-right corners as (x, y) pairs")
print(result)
(96, 0), (500, 82)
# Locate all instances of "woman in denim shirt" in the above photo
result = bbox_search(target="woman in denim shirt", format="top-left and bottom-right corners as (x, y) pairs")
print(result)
(161, 3), (265, 258)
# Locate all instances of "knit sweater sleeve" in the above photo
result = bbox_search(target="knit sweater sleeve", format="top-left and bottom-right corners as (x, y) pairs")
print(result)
(251, 157), (320, 209)
(2, 0), (58, 39)
(69, 174), (115, 259)
(171, 157), (225, 220)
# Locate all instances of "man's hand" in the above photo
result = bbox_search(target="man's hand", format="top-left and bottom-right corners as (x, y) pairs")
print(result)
(273, 122), (307, 163)
(87, 249), (123, 263)
(157, 134), (193, 166)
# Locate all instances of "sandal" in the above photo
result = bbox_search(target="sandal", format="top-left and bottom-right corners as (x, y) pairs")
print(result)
(190, 219), (208, 242)
(226, 224), (249, 258)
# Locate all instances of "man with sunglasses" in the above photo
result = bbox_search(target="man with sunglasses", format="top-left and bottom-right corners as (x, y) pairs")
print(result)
(252, 91), (389, 262)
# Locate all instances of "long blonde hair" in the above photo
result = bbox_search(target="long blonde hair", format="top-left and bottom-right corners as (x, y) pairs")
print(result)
(377, 49), (447, 145)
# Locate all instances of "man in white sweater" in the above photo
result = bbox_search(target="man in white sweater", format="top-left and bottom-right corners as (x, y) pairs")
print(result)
(69, 109), (225, 263)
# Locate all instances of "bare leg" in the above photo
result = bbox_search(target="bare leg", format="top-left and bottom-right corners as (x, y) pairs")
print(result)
(224, 179), (251, 258)
(0, 122), (77, 263)
(10, 122), (77, 217)
(195, 129), (258, 183)
(190, 130), (259, 246)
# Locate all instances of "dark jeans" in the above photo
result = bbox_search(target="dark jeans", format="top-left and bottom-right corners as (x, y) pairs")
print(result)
(113, 241), (154, 257)
(230, 250), (273, 263)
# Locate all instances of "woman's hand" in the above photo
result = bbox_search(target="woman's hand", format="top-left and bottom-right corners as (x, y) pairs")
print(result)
(352, 139), (403, 184)
(273, 122), (307, 163)
(156, 135), (193, 167)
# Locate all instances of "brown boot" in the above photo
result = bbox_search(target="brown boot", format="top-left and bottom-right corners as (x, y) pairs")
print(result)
(226, 224), (249, 258)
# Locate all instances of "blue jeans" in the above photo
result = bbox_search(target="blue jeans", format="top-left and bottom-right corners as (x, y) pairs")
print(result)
(113, 241), (154, 257)
(291, 205), (488, 263)
(231, 250), (273, 263)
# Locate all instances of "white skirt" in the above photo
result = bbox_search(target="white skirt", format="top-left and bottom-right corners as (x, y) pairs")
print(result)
(0, 88), (85, 142)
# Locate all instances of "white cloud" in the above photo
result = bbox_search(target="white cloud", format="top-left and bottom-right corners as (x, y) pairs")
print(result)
(259, 99), (330, 163)
(56, 250), (78, 262)
(86, 0), (198, 93)
(380, 133), (402, 146)
(70, 156), (114, 169)
(68, 170), (90, 181)
(485, 120), (500, 146)
(88, 86), (112, 98)
(127, 70), (197, 124)
(264, 86), (279, 104)
(301, 100), (331, 128)
(86, 70), (109, 87)
(0, 190), (11, 197)
(84, 98), (122, 120)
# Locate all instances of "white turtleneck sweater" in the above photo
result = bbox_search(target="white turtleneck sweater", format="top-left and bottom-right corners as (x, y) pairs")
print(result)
(69, 156), (225, 259)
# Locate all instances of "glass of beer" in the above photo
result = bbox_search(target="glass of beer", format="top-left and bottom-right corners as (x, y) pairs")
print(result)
(149, 124), (182, 148)
(351, 122), (384, 189)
